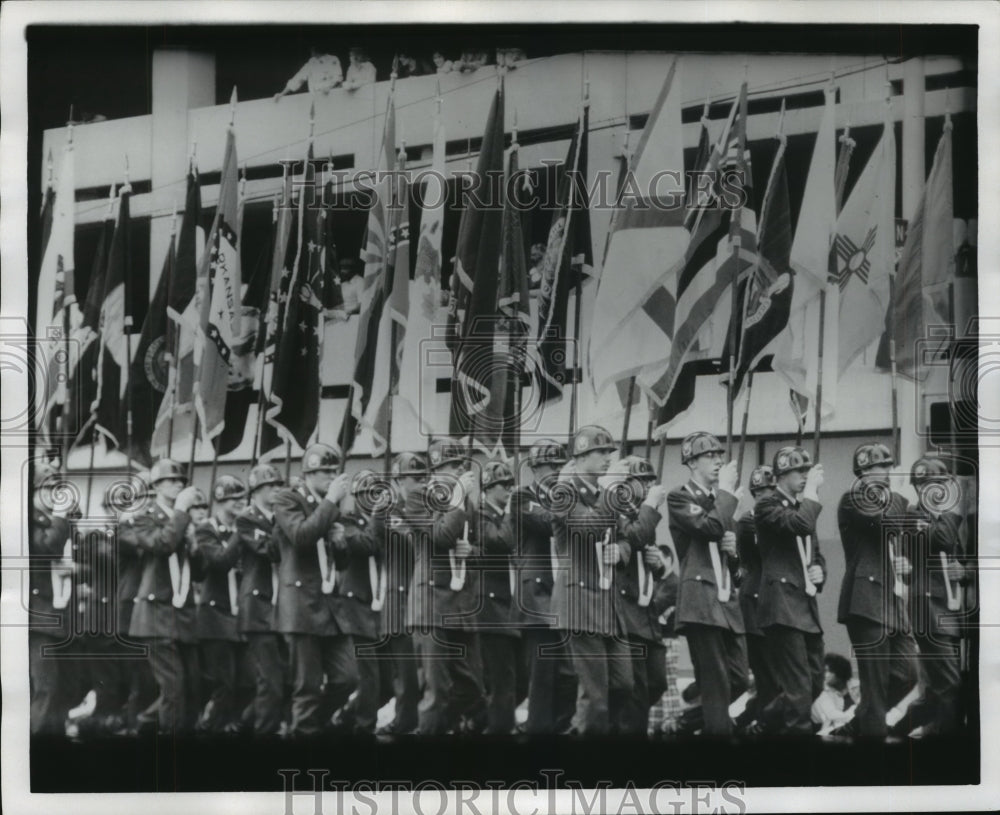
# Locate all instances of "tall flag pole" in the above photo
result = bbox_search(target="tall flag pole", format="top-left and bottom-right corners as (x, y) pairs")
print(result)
(195, 87), (242, 448)
(251, 189), (282, 463)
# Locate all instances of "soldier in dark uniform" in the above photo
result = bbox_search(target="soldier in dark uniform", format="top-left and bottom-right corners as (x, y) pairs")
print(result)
(735, 465), (779, 724)
(272, 443), (355, 737)
(193, 475), (248, 733)
(232, 463), (286, 736)
(755, 447), (827, 734)
(29, 462), (72, 735)
(476, 460), (520, 734)
(509, 440), (577, 735)
(604, 455), (671, 736)
(550, 425), (634, 735)
(407, 439), (485, 735)
(906, 456), (965, 735)
(666, 431), (748, 736)
(128, 459), (203, 735)
(837, 442), (915, 739)
(328, 469), (389, 735)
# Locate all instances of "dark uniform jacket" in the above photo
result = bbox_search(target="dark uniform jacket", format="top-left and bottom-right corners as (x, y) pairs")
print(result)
(194, 517), (242, 642)
(754, 490), (825, 634)
(475, 501), (518, 636)
(406, 483), (481, 631)
(232, 503), (280, 634)
(906, 504), (964, 638)
(736, 511), (763, 636)
(666, 480), (744, 634)
(272, 484), (342, 636)
(550, 473), (631, 636)
(331, 511), (384, 640)
(30, 508), (71, 636)
(71, 516), (118, 639)
(128, 503), (200, 642)
(116, 513), (145, 638)
(837, 488), (909, 629)
(614, 502), (667, 643)
(382, 492), (420, 636)
(509, 481), (559, 628)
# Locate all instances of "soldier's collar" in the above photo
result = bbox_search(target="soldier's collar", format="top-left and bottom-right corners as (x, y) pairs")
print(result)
(685, 479), (714, 498)
(484, 499), (505, 516)
(776, 486), (799, 506)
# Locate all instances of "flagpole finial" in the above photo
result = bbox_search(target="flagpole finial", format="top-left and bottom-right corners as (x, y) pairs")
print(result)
(229, 86), (238, 127)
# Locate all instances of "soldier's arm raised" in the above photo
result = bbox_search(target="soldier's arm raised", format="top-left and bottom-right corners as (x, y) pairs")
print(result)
(273, 490), (339, 549)
(132, 509), (190, 554)
(195, 522), (242, 570)
(755, 493), (822, 538)
(666, 488), (733, 542)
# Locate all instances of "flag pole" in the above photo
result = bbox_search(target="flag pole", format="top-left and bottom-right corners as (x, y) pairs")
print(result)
(812, 290), (826, 462)
(616, 125), (636, 458)
(619, 377), (636, 456)
(166, 200), (179, 458)
(85, 427), (98, 513)
(725, 229), (740, 460)
(644, 395), (655, 460)
(188, 414), (199, 481)
(208, 442), (220, 510)
(251, 190), (281, 465)
(59, 116), (76, 473)
(122, 156), (135, 475)
(284, 439), (292, 483)
(888, 273), (900, 460)
(737, 371), (754, 478)
(567, 82), (589, 439)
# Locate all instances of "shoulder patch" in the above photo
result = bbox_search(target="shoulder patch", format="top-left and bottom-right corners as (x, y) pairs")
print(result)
(689, 504), (703, 515)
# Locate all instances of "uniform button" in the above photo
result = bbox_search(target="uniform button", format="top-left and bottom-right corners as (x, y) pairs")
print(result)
(209, 600), (216, 607)
(535, 577), (542, 583)
(148, 593), (155, 601)
(780, 578), (787, 584)
(620, 590), (626, 595)
(347, 591), (354, 598)
(132, 598), (138, 604)
(578, 581), (585, 587)
(100, 597), (107, 604)
(695, 575), (702, 581)
(489, 592), (495, 598)
(295, 580), (302, 587)
(926, 591), (932, 597)
(868, 576), (875, 582)
(398, 586), (405, 592)
(753, 593), (759, 599)
(252, 589), (259, 596)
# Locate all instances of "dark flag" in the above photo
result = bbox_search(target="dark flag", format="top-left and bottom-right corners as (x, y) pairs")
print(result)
(94, 187), (132, 450)
(447, 82), (505, 438)
(126, 231), (174, 465)
(535, 102), (592, 403)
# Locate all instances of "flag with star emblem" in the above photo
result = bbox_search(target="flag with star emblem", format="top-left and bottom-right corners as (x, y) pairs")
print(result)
(831, 112), (895, 376)
(447, 81), (505, 438)
(267, 142), (326, 451)
(151, 167), (203, 457)
(340, 90), (411, 456)
(195, 115), (242, 445)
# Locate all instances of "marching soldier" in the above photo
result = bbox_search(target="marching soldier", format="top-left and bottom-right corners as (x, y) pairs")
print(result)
(837, 442), (916, 739)
(408, 438), (485, 735)
(550, 425), (633, 735)
(29, 462), (72, 735)
(193, 475), (248, 733)
(128, 459), (203, 735)
(509, 439), (577, 735)
(232, 463), (286, 736)
(476, 459), (520, 734)
(666, 432), (748, 736)
(907, 456), (965, 735)
(755, 447), (827, 734)
(272, 443), (355, 737)
(735, 466), (779, 723)
(605, 456), (671, 736)
(328, 469), (388, 735)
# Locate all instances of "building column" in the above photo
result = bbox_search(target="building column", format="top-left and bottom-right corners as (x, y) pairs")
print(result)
(149, 48), (216, 295)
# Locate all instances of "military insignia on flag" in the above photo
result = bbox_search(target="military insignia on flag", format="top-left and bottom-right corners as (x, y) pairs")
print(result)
(830, 226), (876, 291)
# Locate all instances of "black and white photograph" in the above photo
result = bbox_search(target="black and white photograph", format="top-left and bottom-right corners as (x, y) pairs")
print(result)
(1, 2), (997, 812)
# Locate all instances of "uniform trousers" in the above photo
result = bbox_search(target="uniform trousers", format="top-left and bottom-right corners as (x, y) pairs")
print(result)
(566, 632), (633, 735)
(199, 639), (239, 730)
(846, 617), (919, 738)
(243, 632), (285, 735)
(480, 632), (518, 734)
(622, 635), (667, 735)
(763, 625), (824, 733)
(683, 624), (749, 736)
(286, 633), (359, 736)
(29, 631), (65, 735)
(914, 633), (962, 734)
(521, 628), (577, 734)
(350, 635), (397, 731)
(144, 638), (201, 734)
(414, 628), (484, 734)
(746, 632), (779, 715)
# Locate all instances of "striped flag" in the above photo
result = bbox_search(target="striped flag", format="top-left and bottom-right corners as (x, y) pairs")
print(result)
(194, 114), (242, 445)
(588, 58), (688, 399)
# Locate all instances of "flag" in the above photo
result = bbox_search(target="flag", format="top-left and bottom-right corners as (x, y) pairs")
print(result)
(34, 139), (79, 448)
(65, 199), (114, 445)
(881, 118), (954, 381)
(447, 82), (505, 439)
(93, 187), (132, 450)
(399, 93), (447, 439)
(340, 95), (412, 456)
(268, 141), (328, 452)
(126, 232), (174, 465)
(638, 83), (749, 406)
(729, 129), (794, 396)
(588, 58), (686, 399)
(830, 113), (896, 377)
(194, 117), (242, 445)
(536, 100), (592, 403)
(151, 167), (203, 457)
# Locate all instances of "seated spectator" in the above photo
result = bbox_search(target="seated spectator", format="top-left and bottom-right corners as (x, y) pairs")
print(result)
(432, 51), (455, 74)
(456, 49), (490, 73)
(343, 46), (377, 90)
(496, 47), (527, 70)
(397, 53), (430, 78)
(275, 46), (343, 100)
(812, 654), (856, 734)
